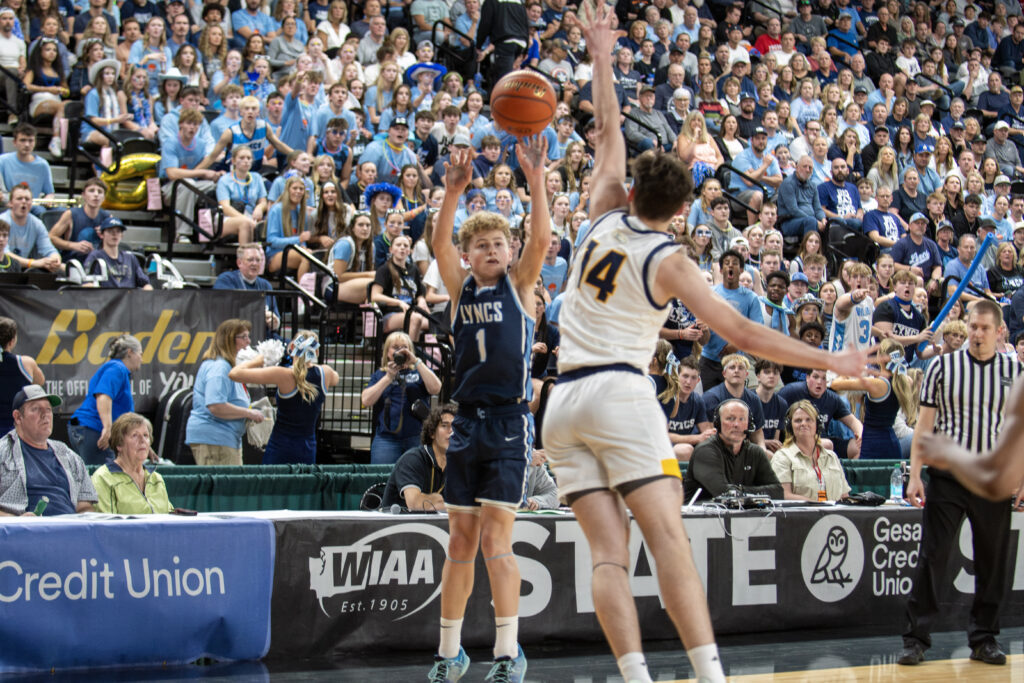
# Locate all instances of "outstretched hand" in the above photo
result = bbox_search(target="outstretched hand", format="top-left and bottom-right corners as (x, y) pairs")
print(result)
(443, 145), (476, 194)
(828, 343), (879, 378)
(572, 0), (615, 56)
(517, 134), (549, 180)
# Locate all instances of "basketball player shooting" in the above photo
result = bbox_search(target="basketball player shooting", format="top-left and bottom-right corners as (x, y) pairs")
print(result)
(426, 135), (550, 683)
(541, 4), (876, 683)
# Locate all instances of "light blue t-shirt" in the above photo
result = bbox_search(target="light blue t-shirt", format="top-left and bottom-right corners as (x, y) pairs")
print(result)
(702, 284), (764, 362)
(70, 359), (134, 432)
(729, 147), (780, 193)
(541, 258), (568, 297)
(944, 256), (990, 292)
(159, 133), (213, 179)
(0, 209), (57, 259)
(216, 172), (268, 214)
(185, 358), (249, 448)
(0, 153), (54, 197)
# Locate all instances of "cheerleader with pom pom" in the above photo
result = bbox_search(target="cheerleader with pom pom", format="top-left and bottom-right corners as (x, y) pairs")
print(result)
(229, 331), (340, 464)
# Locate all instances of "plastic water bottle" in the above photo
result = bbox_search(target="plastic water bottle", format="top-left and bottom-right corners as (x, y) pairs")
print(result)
(890, 465), (903, 504)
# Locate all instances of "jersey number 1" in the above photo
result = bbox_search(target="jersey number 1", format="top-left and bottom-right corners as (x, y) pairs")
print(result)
(577, 240), (625, 303)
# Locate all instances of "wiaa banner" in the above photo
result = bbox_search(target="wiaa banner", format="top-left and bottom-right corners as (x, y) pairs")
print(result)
(0, 289), (265, 415)
(268, 508), (1024, 658)
(0, 516), (275, 672)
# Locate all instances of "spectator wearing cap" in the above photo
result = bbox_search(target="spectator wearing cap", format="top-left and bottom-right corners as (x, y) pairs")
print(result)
(944, 233), (992, 304)
(625, 84), (676, 154)
(717, 54), (756, 100)
(788, 0), (827, 50)
(735, 92), (760, 139)
(982, 174), (1013, 219)
(934, 220), (958, 266)
(777, 155), (826, 237)
(901, 140), (942, 195)
(861, 122), (890, 173)
(987, 121), (1024, 177)
(430, 132), (481, 187)
(998, 86), (1024, 153)
(358, 115), (420, 184)
(730, 126), (781, 225)
(975, 218), (1001, 270)
(785, 271), (810, 307)
(81, 218), (152, 289)
(891, 212), (944, 292)
(827, 11), (859, 60)
(0, 386), (97, 516)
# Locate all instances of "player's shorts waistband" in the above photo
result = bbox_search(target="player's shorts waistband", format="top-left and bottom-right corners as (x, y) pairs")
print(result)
(457, 401), (529, 419)
(557, 363), (644, 384)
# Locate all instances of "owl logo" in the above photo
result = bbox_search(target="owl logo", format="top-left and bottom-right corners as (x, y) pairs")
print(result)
(811, 526), (852, 588)
(800, 515), (864, 602)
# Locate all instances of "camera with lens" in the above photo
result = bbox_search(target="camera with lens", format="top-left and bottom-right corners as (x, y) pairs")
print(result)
(393, 350), (410, 366)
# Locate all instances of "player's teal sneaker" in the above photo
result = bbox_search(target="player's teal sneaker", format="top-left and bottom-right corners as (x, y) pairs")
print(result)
(428, 647), (470, 683)
(485, 644), (527, 683)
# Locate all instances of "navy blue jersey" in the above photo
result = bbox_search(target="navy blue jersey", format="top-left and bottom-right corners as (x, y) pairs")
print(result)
(863, 377), (901, 430)
(760, 392), (789, 441)
(871, 299), (926, 362)
(667, 393), (708, 436)
(452, 274), (535, 405)
(702, 384), (766, 432)
(778, 382), (851, 432)
(663, 299), (699, 359)
(648, 374), (677, 418)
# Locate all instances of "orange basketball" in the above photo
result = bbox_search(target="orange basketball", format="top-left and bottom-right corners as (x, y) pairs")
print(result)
(489, 70), (558, 138)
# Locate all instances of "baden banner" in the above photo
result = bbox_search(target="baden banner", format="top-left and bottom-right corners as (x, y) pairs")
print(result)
(0, 289), (265, 415)
(268, 508), (1024, 657)
(0, 516), (275, 672)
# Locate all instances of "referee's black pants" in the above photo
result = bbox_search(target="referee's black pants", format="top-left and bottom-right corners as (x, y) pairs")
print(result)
(903, 470), (1012, 649)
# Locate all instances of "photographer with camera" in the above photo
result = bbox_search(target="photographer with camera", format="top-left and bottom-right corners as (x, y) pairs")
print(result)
(361, 331), (442, 465)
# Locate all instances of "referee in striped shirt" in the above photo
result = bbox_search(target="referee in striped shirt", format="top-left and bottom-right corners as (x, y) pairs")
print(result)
(898, 300), (1024, 666)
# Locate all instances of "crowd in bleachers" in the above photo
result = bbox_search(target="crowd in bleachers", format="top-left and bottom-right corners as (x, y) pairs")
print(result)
(3, 0), (1024, 463)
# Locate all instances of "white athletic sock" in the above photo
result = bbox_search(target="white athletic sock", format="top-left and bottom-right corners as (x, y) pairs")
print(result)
(616, 652), (652, 683)
(687, 643), (725, 683)
(493, 615), (519, 659)
(438, 617), (463, 659)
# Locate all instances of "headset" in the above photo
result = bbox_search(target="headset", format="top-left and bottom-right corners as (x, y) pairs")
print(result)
(713, 398), (756, 435)
(783, 400), (823, 439)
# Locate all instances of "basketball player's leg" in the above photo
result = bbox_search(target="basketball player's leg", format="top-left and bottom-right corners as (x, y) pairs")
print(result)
(479, 502), (523, 659)
(440, 508), (481, 621)
(569, 489), (640, 655)
(623, 477), (716, 649)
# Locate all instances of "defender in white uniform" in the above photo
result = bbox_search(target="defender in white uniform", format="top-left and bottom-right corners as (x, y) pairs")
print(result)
(543, 5), (875, 683)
